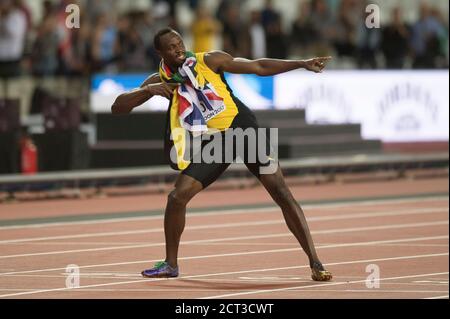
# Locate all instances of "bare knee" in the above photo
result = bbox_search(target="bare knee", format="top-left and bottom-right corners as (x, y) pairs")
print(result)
(168, 188), (196, 207)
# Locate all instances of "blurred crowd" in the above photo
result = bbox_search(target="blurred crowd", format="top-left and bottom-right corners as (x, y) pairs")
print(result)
(0, 0), (448, 78)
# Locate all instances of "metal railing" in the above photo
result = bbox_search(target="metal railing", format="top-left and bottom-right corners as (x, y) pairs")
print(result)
(0, 153), (448, 195)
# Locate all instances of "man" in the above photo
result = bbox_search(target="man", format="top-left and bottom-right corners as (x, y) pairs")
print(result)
(112, 28), (332, 281)
(0, 0), (27, 79)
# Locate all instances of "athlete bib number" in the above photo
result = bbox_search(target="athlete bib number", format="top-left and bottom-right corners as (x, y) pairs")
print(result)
(199, 100), (226, 122)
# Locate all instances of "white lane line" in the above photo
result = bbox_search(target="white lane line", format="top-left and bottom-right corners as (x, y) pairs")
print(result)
(304, 289), (448, 294)
(0, 235), (447, 277)
(425, 295), (449, 299)
(0, 220), (447, 259)
(5, 242), (449, 247)
(313, 221), (448, 236)
(371, 244), (449, 247)
(0, 219), (283, 244)
(0, 253), (447, 298)
(0, 288), (447, 294)
(1, 207), (447, 244)
(202, 272), (450, 299)
(1, 196), (447, 230)
(5, 240), (449, 247)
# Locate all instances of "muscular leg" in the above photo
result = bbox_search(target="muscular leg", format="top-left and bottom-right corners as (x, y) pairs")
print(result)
(258, 166), (326, 270)
(164, 174), (203, 268)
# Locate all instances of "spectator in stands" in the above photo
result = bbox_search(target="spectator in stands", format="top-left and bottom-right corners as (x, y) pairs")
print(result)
(355, 3), (381, 69)
(133, 10), (160, 69)
(261, 0), (279, 31)
(152, 0), (178, 32)
(0, 0), (27, 78)
(190, 5), (221, 53)
(91, 13), (119, 72)
(30, 1), (60, 76)
(332, 0), (358, 60)
(85, 0), (117, 22)
(381, 7), (410, 69)
(70, 20), (91, 75)
(117, 12), (148, 72)
(309, 0), (334, 56)
(155, 0), (178, 22)
(187, 0), (199, 10)
(248, 10), (266, 59)
(58, 1), (91, 76)
(215, 0), (236, 27)
(266, 14), (288, 59)
(13, 0), (31, 31)
(411, 2), (447, 69)
(2, 0), (449, 75)
(222, 3), (247, 57)
(41, 0), (53, 18)
(29, 0), (58, 116)
(428, 7), (449, 68)
(291, 1), (316, 57)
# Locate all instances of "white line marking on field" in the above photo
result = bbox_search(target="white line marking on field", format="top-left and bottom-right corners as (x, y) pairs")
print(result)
(0, 220), (447, 259)
(0, 253), (447, 298)
(202, 272), (450, 299)
(1, 207), (447, 244)
(425, 295), (449, 299)
(10, 241), (447, 247)
(0, 196), (447, 230)
(3, 235), (448, 279)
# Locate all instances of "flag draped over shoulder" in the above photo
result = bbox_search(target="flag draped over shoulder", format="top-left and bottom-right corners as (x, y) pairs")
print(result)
(159, 52), (226, 171)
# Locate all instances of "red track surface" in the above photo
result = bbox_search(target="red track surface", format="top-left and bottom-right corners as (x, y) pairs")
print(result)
(0, 177), (448, 299)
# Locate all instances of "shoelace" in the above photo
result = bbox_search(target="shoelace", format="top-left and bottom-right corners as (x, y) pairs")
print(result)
(154, 261), (167, 269)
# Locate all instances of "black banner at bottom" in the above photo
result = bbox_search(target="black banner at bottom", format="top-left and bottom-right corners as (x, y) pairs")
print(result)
(1, 299), (447, 318)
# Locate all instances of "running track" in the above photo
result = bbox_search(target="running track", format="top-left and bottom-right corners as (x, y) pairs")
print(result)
(0, 177), (448, 299)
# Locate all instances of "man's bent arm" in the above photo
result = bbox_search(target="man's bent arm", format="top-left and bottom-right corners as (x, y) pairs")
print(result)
(111, 74), (161, 114)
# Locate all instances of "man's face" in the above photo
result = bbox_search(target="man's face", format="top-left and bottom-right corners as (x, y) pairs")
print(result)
(158, 32), (187, 68)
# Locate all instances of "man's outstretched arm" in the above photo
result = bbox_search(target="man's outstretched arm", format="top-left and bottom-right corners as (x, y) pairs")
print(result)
(204, 51), (332, 76)
(111, 74), (178, 114)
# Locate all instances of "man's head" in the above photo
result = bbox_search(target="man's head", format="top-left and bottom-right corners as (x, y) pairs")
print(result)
(154, 28), (186, 69)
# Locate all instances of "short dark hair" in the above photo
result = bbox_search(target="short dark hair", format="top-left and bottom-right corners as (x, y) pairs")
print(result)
(153, 27), (178, 50)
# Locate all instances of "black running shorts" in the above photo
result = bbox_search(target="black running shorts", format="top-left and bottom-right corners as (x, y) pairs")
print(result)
(182, 107), (277, 189)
